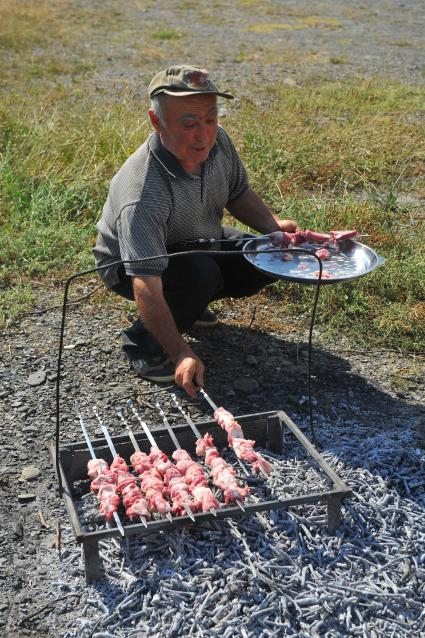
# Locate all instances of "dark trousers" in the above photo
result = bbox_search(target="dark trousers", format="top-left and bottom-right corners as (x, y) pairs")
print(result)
(112, 227), (276, 354)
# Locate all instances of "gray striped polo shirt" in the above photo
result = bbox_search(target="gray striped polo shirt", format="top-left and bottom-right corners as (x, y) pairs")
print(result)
(93, 126), (249, 289)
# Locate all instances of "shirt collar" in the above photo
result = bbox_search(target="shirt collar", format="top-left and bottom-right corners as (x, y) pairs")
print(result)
(148, 131), (218, 179)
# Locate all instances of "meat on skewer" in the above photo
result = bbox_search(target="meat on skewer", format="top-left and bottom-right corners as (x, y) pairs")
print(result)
(214, 407), (272, 476)
(163, 465), (197, 516)
(133, 445), (193, 518)
(87, 458), (108, 480)
(270, 228), (358, 249)
(111, 455), (151, 523)
(195, 433), (250, 504)
(129, 450), (152, 474)
(88, 464), (121, 522)
(153, 401), (221, 515)
(171, 449), (221, 513)
(138, 467), (172, 517)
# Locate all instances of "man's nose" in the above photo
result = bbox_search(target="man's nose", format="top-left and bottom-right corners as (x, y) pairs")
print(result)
(195, 123), (208, 141)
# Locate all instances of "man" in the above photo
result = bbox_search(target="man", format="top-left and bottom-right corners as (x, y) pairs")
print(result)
(93, 65), (297, 397)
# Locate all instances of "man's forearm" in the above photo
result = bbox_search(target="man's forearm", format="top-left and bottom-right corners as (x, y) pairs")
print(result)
(132, 276), (193, 363)
(227, 188), (280, 234)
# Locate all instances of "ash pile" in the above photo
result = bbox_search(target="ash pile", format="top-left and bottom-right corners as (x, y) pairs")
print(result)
(32, 394), (425, 638)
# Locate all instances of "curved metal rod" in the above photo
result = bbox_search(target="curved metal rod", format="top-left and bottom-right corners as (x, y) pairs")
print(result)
(55, 247), (322, 494)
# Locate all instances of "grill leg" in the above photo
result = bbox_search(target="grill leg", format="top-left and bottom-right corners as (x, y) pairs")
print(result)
(327, 495), (342, 534)
(82, 538), (100, 583)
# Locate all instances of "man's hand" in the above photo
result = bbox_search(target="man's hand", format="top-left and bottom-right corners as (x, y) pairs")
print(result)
(174, 354), (205, 398)
(276, 218), (298, 233)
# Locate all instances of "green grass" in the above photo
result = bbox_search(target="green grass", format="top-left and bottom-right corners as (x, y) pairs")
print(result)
(150, 29), (183, 40)
(1, 77), (424, 350)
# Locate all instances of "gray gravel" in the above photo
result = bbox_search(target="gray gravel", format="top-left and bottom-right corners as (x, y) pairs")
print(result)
(1, 295), (424, 637)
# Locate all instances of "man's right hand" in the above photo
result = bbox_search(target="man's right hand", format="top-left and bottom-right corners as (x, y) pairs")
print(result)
(175, 354), (205, 398)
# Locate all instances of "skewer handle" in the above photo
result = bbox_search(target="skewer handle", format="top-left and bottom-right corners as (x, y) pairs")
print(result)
(75, 402), (98, 460)
(199, 388), (219, 411)
(117, 409), (141, 453)
(171, 394), (202, 439)
(93, 407), (119, 457)
(127, 401), (157, 448)
(155, 401), (182, 450)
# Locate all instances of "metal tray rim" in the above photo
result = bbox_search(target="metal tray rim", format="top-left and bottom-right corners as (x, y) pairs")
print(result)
(242, 238), (385, 285)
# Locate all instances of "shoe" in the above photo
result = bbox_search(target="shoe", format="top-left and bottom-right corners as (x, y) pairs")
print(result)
(127, 352), (175, 382)
(195, 308), (218, 327)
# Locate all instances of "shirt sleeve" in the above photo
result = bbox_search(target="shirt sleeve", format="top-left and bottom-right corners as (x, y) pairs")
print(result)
(117, 201), (169, 276)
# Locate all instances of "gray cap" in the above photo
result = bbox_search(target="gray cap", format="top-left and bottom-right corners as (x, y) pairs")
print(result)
(148, 65), (234, 99)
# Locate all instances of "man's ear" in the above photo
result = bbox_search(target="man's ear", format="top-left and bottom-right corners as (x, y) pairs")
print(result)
(148, 109), (161, 132)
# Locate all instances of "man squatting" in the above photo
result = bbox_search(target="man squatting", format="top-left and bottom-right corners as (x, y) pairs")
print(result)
(93, 65), (297, 397)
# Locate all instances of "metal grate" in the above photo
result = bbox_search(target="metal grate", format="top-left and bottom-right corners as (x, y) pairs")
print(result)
(49, 409), (351, 583)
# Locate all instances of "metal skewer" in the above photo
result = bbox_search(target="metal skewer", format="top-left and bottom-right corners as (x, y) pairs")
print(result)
(127, 400), (174, 523)
(75, 402), (125, 537)
(199, 389), (269, 479)
(155, 400), (216, 518)
(170, 394), (245, 512)
(199, 388), (219, 411)
(113, 409), (149, 528)
(152, 401), (197, 521)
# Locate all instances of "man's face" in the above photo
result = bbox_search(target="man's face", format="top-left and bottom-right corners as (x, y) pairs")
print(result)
(149, 93), (218, 174)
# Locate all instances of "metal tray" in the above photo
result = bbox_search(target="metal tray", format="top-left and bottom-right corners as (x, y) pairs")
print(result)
(243, 237), (385, 285)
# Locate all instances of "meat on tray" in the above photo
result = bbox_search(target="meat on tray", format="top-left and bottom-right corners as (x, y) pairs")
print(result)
(315, 248), (331, 260)
(270, 228), (358, 249)
(214, 407), (272, 475)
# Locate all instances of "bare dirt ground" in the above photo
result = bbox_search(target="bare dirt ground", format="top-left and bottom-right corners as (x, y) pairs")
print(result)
(1, 1), (424, 636)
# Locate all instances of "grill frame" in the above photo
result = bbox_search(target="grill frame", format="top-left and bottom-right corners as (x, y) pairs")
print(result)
(49, 409), (351, 583)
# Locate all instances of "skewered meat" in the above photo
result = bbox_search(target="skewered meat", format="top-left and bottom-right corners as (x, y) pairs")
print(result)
(214, 407), (244, 444)
(110, 455), (129, 472)
(232, 439), (272, 474)
(149, 446), (168, 463)
(113, 464), (151, 523)
(170, 449), (220, 512)
(209, 457), (250, 504)
(90, 469), (117, 493)
(167, 475), (196, 515)
(97, 483), (120, 521)
(270, 228), (358, 249)
(152, 456), (174, 476)
(87, 458), (108, 480)
(87, 459), (121, 522)
(192, 485), (220, 512)
(130, 451), (152, 474)
(213, 407), (272, 475)
(195, 433), (215, 456)
(139, 468), (171, 516)
(194, 433), (250, 504)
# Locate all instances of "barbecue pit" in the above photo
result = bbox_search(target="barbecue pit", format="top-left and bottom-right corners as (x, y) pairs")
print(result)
(49, 407), (351, 583)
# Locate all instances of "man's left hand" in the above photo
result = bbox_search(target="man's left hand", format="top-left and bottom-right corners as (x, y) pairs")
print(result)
(276, 218), (298, 233)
